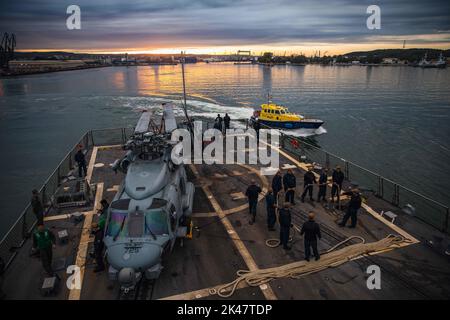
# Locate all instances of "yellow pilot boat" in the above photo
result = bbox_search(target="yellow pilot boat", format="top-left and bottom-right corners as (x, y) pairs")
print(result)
(250, 100), (324, 129)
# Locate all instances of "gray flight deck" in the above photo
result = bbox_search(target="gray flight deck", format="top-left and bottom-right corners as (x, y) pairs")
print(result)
(2, 135), (450, 300)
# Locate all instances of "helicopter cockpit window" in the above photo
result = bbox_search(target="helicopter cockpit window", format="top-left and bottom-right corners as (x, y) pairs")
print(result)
(144, 209), (169, 235)
(107, 211), (128, 238)
(128, 211), (144, 237)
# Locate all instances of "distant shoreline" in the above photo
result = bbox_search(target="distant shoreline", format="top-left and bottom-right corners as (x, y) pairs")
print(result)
(0, 64), (111, 78)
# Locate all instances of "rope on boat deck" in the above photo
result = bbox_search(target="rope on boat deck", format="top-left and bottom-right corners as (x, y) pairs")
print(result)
(212, 234), (408, 298)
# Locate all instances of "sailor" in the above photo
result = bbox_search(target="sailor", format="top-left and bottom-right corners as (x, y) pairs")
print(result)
(265, 189), (277, 231)
(74, 145), (87, 178)
(245, 180), (262, 224)
(253, 119), (261, 142)
(300, 212), (322, 261)
(32, 224), (56, 276)
(271, 170), (283, 204)
(214, 114), (223, 132)
(91, 222), (105, 272)
(97, 199), (109, 229)
(339, 188), (362, 228)
(223, 113), (231, 131)
(301, 167), (317, 203)
(316, 168), (328, 202)
(331, 165), (345, 204)
(278, 203), (292, 250)
(283, 169), (296, 204)
(31, 189), (44, 225)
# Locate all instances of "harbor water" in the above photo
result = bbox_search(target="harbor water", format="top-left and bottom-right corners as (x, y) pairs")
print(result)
(0, 63), (449, 236)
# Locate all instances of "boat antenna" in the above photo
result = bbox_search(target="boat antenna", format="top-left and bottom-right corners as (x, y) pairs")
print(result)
(180, 51), (193, 132)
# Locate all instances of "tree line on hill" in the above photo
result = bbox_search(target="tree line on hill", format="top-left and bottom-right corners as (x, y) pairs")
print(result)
(257, 48), (449, 64)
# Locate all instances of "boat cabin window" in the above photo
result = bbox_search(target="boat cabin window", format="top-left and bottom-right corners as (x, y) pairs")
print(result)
(274, 110), (280, 115)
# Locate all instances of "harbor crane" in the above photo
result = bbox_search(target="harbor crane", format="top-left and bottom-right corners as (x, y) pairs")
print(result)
(0, 33), (16, 70)
(236, 50), (251, 62)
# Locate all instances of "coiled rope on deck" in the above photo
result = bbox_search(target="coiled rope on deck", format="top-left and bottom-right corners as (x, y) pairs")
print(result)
(265, 223), (302, 247)
(213, 234), (408, 298)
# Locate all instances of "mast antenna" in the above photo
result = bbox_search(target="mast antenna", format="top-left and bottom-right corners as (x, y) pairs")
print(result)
(180, 51), (193, 132)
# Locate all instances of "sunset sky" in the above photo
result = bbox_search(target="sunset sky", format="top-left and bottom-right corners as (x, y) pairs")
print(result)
(1, 0), (449, 55)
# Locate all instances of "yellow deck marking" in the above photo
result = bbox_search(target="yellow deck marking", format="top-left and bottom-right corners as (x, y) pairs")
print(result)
(190, 164), (277, 300)
(192, 164), (268, 218)
(44, 211), (90, 222)
(44, 214), (72, 222)
(97, 144), (122, 151)
(68, 182), (104, 300)
(214, 173), (228, 178)
(192, 212), (219, 218)
(230, 192), (246, 200)
(87, 143), (125, 183)
(85, 146), (98, 184)
(362, 204), (418, 243)
(106, 185), (119, 192)
(260, 139), (419, 244)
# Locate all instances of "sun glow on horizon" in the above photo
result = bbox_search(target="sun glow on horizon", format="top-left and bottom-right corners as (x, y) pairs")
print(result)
(16, 37), (450, 56)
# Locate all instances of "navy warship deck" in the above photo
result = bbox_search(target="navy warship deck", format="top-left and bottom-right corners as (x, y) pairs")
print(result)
(1, 129), (450, 300)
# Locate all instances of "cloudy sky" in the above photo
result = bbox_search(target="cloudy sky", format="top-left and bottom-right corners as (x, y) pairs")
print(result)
(1, 0), (449, 54)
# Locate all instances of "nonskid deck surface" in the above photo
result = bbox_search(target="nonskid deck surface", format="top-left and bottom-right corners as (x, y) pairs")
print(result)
(3, 142), (450, 300)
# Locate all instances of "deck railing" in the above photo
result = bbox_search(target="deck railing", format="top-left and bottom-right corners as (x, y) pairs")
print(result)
(0, 128), (133, 270)
(1, 124), (449, 271)
(256, 122), (449, 234)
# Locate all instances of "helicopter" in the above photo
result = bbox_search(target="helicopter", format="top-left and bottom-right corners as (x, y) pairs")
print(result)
(103, 104), (195, 291)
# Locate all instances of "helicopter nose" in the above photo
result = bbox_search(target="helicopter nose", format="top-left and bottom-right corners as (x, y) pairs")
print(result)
(107, 243), (162, 271)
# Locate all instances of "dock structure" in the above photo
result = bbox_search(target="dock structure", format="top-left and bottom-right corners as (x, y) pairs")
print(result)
(1, 125), (450, 300)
